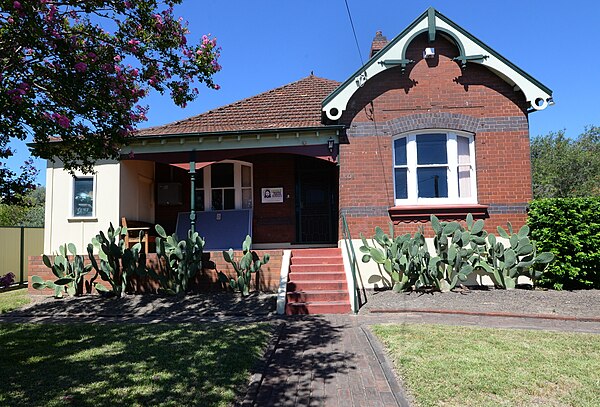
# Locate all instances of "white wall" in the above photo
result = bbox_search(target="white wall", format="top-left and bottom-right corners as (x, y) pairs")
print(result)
(339, 237), (532, 290)
(44, 159), (121, 254)
(119, 160), (155, 223)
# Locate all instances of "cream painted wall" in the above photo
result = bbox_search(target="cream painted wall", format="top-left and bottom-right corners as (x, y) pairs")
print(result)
(119, 160), (155, 223)
(339, 237), (532, 291)
(44, 159), (121, 254)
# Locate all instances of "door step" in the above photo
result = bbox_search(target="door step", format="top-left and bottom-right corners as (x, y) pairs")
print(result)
(285, 248), (350, 315)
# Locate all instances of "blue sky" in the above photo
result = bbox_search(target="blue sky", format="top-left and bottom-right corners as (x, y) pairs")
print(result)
(7, 0), (600, 185)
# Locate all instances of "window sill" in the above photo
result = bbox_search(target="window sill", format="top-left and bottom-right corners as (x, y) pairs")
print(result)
(388, 204), (489, 223)
(68, 217), (98, 223)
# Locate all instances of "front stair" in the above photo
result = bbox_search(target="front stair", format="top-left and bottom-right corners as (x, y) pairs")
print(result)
(285, 248), (351, 315)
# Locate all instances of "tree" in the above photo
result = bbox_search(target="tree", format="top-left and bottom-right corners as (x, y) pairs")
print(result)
(531, 126), (600, 198)
(0, 186), (45, 226)
(0, 0), (221, 198)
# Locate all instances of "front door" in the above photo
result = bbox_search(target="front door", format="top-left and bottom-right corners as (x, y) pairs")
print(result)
(296, 160), (338, 244)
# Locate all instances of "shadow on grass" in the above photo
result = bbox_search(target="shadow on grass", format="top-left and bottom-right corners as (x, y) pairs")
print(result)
(1, 322), (272, 407)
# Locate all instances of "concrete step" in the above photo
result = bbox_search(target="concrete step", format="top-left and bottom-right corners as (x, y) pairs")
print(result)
(291, 256), (343, 265)
(292, 248), (341, 257)
(285, 301), (351, 315)
(287, 280), (348, 291)
(290, 264), (344, 273)
(286, 290), (349, 303)
(289, 271), (346, 281)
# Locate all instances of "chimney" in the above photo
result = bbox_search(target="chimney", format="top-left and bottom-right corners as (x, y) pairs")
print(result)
(370, 31), (388, 57)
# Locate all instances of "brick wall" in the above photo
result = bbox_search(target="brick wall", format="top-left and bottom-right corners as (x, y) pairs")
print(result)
(28, 250), (282, 296)
(338, 33), (532, 238)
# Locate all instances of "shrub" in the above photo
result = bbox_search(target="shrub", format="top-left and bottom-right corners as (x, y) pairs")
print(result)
(528, 198), (600, 289)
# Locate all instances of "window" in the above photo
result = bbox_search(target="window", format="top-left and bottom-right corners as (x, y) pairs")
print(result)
(393, 132), (476, 204)
(73, 176), (94, 217)
(194, 161), (253, 211)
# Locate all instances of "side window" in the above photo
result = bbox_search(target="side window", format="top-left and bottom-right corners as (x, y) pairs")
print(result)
(393, 132), (476, 204)
(73, 177), (94, 217)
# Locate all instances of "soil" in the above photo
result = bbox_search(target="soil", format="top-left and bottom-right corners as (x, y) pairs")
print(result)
(357, 287), (600, 318)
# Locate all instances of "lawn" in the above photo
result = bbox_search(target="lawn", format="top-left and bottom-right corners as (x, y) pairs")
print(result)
(372, 324), (600, 407)
(1, 323), (272, 407)
(0, 288), (30, 313)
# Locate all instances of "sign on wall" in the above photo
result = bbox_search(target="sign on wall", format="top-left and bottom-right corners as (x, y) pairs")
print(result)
(261, 187), (284, 203)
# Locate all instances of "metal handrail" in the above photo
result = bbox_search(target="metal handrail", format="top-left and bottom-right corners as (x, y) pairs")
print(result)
(341, 212), (360, 314)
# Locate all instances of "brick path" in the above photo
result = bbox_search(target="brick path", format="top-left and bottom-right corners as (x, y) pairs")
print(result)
(251, 316), (407, 407)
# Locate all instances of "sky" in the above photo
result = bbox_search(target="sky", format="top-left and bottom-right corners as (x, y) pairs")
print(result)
(6, 0), (600, 186)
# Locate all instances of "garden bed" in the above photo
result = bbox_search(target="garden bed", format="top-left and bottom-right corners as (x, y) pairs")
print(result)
(358, 288), (600, 318)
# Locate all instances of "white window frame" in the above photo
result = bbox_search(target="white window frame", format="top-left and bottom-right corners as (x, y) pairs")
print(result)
(196, 160), (253, 211)
(71, 175), (97, 218)
(393, 130), (477, 205)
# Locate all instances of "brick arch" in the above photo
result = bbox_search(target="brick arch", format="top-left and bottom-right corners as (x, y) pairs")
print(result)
(386, 112), (481, 136)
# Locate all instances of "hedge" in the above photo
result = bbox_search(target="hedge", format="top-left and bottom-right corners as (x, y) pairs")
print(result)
(528, 198), (600, 290)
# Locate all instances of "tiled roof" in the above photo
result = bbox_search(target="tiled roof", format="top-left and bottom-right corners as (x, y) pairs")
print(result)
(136, 75), (340, 137)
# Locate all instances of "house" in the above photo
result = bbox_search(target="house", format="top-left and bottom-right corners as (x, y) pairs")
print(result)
(35, 8), (552, 311)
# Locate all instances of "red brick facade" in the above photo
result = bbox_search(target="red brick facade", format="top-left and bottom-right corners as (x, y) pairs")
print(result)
(339, 33), (533, 238)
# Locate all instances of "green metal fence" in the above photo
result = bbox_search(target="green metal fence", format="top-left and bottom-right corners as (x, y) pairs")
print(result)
(0, 227), (44, 285)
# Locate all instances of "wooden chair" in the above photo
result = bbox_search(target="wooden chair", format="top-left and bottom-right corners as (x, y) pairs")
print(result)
(121, 217), (156, 254)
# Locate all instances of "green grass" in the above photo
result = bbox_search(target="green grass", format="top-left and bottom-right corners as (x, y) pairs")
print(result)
(1, 323), (272, 407)
(373, 324), (600, 407)
(0, 288), (30, 313)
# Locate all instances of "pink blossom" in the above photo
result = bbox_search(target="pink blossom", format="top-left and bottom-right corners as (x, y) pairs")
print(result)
(13, 1), (21, 9)
(114, 55), (121, 62)
(215, 84), (221, 90)
(52, 113), (70, 128)
(74, 62), (87, 72)
(7, 17), (14, 24)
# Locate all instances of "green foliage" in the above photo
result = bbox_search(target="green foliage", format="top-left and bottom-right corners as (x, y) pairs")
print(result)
(531, 126), (600, 198)
(32, 243), (92, 298)
(0, 186), (45, 226)
(528, 198), (600, 289)
(361, 214), (554, 292)
(88, 223), (147, 297)
(154, 224), (205, 295)
(218, 235), (270, 296)
(479, 222), (554, 289)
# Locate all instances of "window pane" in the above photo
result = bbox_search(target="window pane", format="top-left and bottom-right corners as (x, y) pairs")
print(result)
(211, 189), (222, 210)
(417, 167), (448, 198)
(195, 188), (205, 211)
(224, 189), (235, 210)
(211, 163), (234, 188)
(458, 165), (471, 198)
(196, 168), (204, 188)
(73, 178), (93, 217)
(417, 134), (447, 165)
(241, 165), (251, 187)
(394, 138), (407, 166)
(242, 188), (252, 209)
(457, 136), (470, 165)
(394, 168), (408, 199)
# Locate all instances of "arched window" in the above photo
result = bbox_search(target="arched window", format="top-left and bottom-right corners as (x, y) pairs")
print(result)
(195, 161), (253, 211)
(393, 131), (476, 204)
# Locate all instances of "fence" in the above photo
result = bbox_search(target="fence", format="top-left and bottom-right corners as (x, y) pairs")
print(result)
(0, 227), (44, 285)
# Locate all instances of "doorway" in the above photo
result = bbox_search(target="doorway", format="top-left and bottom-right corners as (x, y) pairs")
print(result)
(295, 158), (339, 244)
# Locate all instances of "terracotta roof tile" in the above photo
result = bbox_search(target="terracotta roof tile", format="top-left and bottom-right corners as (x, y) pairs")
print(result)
(137, 75), (340, 137)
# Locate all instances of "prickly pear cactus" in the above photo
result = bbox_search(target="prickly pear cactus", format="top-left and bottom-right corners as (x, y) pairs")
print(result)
(218, 235), (270, 296)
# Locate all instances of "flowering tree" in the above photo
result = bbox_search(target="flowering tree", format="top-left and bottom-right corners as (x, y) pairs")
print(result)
(0, 0), (221, 197)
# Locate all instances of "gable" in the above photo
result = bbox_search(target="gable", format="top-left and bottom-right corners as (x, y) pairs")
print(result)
(322, 7), (553, 121)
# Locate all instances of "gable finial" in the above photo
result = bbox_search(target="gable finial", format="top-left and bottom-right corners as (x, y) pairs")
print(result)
(427, 7), (436, 42)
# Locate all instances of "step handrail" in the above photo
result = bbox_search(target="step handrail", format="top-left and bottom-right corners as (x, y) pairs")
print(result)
(341, 212), (360, 314)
